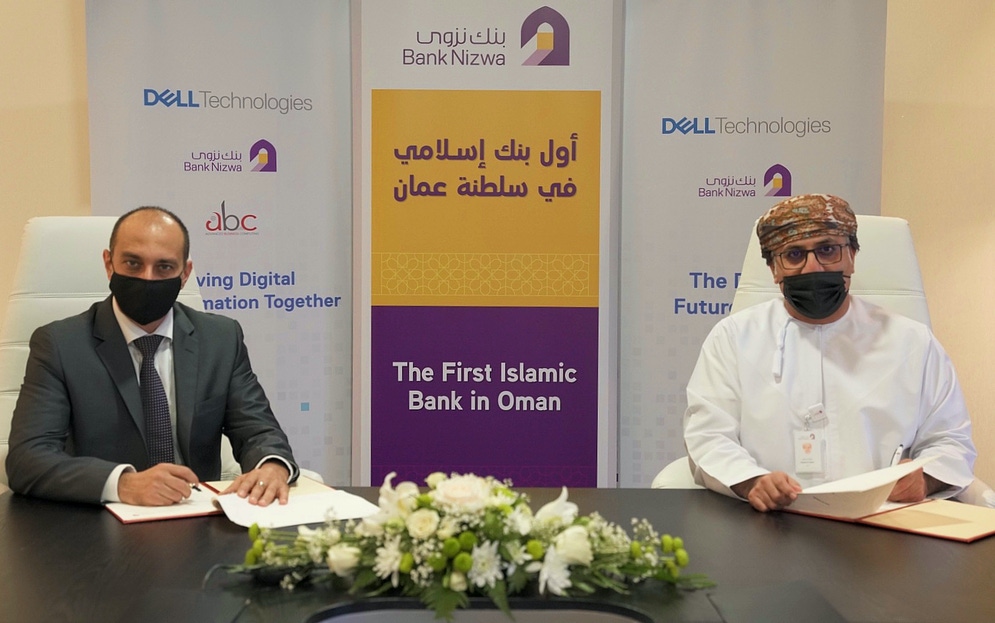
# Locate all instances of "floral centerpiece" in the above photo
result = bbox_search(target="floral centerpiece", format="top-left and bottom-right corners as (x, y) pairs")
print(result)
(231, 472), (712, 620)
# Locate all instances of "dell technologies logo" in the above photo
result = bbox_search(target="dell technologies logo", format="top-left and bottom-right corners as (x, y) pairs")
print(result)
(662, 117), (715, 135)
(144, 89), (200, 108)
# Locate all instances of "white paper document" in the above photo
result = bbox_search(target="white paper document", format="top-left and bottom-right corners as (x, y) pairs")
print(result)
(214, 489), (380, 528)
(788, 456), (937, 520)
(106, 486), (222, 523)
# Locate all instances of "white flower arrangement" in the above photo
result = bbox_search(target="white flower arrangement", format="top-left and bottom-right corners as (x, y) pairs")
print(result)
(233, 472), (712, 620)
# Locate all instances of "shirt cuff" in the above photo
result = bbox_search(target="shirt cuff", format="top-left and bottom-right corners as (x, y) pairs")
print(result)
(101, 464), (136, 503)
(255, 455), (299, 483)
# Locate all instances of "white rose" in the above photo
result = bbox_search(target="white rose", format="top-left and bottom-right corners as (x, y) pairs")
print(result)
(396, 480), (420, 498)
(405, 508), (441, 539)
(534, 487), (578, 528)
(553, 525), (592, 567)
(432, 474), (491, 512)
(326, 544), (362, 577)
(425, 472), (447, 489)
(449, 570), (468, 592)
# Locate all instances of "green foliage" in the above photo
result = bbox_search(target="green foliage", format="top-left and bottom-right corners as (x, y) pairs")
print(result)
(227, 473), (713, 621)
(422, 583), (469, 621)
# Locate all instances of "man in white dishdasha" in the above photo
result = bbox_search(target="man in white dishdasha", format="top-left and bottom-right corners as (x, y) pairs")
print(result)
(683, 194), (976, 512)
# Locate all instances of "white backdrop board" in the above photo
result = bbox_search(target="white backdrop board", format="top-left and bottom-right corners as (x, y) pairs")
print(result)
(86, 0), (354, 482)
(618, 0), (886, 486)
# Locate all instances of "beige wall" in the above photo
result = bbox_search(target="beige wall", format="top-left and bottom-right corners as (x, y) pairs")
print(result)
(883, 2), (995, 484)
(0, 1), (90, 305)
(2, 2), (993, 483)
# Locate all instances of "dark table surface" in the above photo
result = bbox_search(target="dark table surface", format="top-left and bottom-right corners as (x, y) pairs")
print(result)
(1, 487), (993, 623)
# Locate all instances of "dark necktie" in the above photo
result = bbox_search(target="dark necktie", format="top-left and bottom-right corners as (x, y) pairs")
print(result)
(134, 334), (175, 465)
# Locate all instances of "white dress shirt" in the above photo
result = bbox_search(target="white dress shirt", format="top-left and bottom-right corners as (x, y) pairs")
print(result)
(101, 299), (292, 502)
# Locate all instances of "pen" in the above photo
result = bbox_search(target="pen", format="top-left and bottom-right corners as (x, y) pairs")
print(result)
(890, 444), (904, 467)
(190, 483), (202, 492)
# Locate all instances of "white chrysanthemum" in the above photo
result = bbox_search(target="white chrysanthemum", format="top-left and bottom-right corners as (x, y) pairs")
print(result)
(502, 540), (530, 575)
(468, 540), (503, 589)
(507, 505), (533, 536)
(374, 535), (403, 587)
(538, 545), (571, 596)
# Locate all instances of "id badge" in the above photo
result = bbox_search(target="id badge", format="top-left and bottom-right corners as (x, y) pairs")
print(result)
(794, 429), (825, 475)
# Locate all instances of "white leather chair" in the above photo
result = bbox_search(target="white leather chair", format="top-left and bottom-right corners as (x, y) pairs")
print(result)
(730, 215), (931, 323)
(651, 456), (703, 489)
(654, 215), (993, 505)
(0, 216), (241, 489)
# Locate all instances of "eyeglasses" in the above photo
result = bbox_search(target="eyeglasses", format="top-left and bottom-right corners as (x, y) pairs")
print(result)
(773, 243), (850, 270)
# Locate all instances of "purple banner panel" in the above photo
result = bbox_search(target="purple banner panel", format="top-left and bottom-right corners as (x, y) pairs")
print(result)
(372, 306), (598, 487)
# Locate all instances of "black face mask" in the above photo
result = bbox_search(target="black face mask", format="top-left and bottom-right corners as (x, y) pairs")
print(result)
(109, 273), (182, 326)
(780, 271), (848, 320)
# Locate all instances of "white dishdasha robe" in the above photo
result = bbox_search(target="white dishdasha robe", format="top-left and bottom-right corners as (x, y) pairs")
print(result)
(683, 296), (975, 498)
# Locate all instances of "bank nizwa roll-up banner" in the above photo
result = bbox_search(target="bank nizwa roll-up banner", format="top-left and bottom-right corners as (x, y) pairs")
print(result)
(86, 0), (354, 482)
(618, 1), (886, 486)
(355, 0), (622, 486)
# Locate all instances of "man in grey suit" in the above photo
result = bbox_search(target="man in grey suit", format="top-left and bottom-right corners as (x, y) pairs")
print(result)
(6, 207), (298, 506)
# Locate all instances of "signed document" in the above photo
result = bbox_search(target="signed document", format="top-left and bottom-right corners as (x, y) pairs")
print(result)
(206, 475), (380, 528)
(106, 484), (222, 523)
(213, 489), (380, 528)
(786, 457), (995, 542)
(105, 476), (375, 526)
(787, 457), (935, 520)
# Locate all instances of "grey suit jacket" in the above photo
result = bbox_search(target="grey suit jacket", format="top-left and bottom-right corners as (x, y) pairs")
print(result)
(6, 297), (298, 504)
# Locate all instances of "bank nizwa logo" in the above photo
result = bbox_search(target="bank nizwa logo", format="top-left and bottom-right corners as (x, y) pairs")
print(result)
(521, 6), (569, 66)
(183, 139), (278, 173)
(697, 163), (791, 199)
(764, 164), (791, 197)
(250, 139), (277, 172)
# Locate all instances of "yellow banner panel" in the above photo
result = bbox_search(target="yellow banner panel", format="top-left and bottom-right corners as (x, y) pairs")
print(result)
(372, 89), (600, 307)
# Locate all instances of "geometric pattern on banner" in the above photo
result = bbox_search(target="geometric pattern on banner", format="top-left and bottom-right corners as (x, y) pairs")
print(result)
(379, 463), (594, 488)
(374, 252), (596, 299)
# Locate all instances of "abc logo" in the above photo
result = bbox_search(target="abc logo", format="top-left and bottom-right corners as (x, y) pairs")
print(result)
(206, 201), (257, 232)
